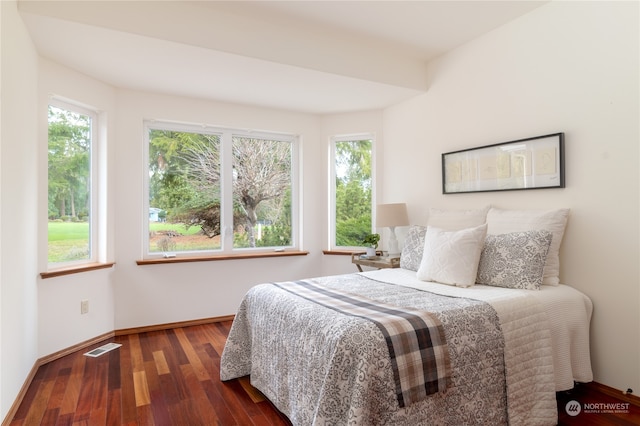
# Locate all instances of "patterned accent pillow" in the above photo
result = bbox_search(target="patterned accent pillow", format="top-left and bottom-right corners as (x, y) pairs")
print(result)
(476, 230), (553, 290)
(486, 208), (569, 285)
(400, 225), (427, 271)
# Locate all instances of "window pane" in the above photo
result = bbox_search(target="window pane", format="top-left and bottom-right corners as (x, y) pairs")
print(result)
(48, 105), (92, 263)
(334, 139), (372, 247)
(232, 136), (292, 248)
(148, 129), (221, 253)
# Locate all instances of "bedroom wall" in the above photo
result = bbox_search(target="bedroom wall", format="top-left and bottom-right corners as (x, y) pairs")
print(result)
(0, 0), (40, 419)
(381, 1), (639, 393)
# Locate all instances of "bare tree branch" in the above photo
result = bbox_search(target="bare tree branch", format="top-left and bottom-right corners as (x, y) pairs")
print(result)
(179, 135), (291, 247)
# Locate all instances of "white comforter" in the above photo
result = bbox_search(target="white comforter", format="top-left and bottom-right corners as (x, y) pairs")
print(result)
(368, 269), (594, 391)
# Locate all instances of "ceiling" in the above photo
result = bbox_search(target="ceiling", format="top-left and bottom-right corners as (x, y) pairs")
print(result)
(18, 0), (547, 114)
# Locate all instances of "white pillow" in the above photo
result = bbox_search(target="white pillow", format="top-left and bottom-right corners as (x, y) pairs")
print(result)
(401, 206), (488, 271)
(417, 224), (487, 288)
(486, 208), (569, 285)
(427, 206), (490, 231)
(476, 230), (553, 290)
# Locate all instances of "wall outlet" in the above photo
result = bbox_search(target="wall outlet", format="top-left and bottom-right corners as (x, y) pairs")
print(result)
(81, 299), (89, 315)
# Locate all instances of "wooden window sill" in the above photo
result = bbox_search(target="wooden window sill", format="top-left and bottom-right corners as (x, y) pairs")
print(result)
(40, 262), (116, 279)
(136, 250), (309, 265)
(322, 250), (362, 256)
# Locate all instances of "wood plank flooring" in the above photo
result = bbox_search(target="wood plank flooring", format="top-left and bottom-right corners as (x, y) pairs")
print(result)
(8, 319), (640, 425)
(8, 321), (290, 426)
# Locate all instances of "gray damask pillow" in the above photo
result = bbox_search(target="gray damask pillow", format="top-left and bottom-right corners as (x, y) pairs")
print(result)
(476, 230), (553, 290)
(400, 225), (427, 271)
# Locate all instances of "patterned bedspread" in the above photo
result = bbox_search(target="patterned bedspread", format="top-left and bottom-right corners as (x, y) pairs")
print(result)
(220, 273), (556, 425)
(273, 280), (450, 407)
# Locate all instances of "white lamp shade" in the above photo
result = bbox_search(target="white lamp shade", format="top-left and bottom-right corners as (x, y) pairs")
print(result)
(376, 203), (409, 228)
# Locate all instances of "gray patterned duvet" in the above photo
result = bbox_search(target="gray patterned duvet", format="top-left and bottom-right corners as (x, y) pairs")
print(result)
(220, 273), (557, 425)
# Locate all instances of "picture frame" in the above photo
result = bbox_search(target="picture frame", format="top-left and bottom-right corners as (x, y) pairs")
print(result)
(442, 133), (565, 194)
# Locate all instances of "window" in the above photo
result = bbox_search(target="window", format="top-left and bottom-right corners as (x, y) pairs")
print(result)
(145, 122), (297, 257)
(329, 135), (374, 249)
(47, 101), (98, 267)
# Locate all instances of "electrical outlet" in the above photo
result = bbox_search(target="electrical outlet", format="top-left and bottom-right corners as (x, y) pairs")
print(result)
(81, 300), (89, 315)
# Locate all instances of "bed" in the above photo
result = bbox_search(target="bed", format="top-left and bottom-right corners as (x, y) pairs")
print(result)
(220, 207), (593, 425)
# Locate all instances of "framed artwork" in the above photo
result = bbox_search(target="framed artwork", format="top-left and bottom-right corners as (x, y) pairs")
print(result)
(442, 133), (564, 194)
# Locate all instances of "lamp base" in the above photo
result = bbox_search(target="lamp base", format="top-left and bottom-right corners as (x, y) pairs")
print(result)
(388, 227), (401, 259)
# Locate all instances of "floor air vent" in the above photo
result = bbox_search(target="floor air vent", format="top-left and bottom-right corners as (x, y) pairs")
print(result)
(84, 342), (122, 358)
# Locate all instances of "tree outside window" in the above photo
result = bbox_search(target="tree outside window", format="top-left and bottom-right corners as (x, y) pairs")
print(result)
(47, 103), (95, 265)
(332, 137), (373, 248)
(147, 124), (295, 255)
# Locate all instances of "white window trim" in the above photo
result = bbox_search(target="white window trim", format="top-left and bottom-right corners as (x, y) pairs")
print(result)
(143, 120), (300, 258)
(328, 133), (376, 251)
(47, 98), (100, 270)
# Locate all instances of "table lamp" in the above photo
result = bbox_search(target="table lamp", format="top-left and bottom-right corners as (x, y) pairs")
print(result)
(376, 203), (409, 258)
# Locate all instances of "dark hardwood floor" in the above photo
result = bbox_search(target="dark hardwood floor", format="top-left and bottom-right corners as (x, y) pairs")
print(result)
(7, 320), (640, 425)
(9, 321), (291, 426)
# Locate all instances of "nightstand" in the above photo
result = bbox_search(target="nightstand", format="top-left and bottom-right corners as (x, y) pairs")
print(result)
(351, 252), (400, 272)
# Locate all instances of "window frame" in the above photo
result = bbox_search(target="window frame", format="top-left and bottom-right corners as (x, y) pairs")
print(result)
(328, 133), (376, 251)
(46, 98), (101, 271)
(143, 120), (300, 259)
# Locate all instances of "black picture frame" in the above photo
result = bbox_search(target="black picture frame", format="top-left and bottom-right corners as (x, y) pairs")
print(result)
(442, 133), (565, 194)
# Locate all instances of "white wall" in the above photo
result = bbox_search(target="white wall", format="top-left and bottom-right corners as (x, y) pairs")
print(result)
(382, 1), (639, 392)
(0, 0), (39, 419)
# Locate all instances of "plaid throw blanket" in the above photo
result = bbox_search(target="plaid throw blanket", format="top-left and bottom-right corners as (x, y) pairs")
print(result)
(272, 280), (451, 407)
